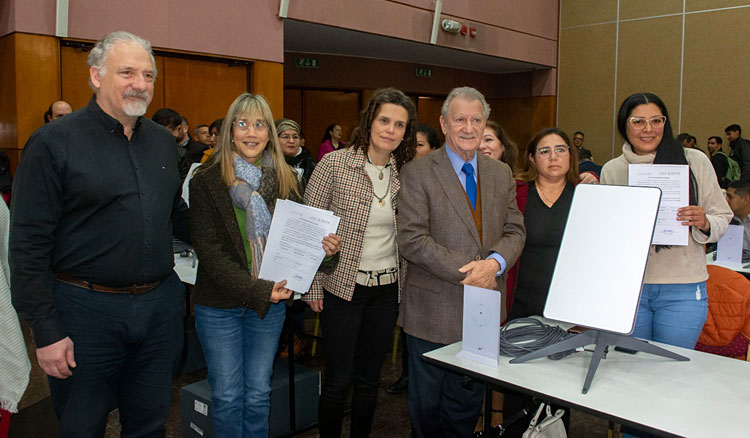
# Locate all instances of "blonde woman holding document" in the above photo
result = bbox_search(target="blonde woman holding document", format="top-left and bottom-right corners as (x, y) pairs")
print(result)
(189, 93), (340, 438)
(304, 88), (417, 438)
(600, 92), (732, 350)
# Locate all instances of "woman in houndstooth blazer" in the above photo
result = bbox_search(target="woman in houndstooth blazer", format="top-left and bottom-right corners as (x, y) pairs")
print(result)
(303, 88), (417, 438)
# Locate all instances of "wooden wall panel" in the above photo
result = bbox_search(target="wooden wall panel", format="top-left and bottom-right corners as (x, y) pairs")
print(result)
(489, 98), (533, 168)
(61, 46), (96, 112)
(416, 96), (445, 146)
(682, 7), (750, 149)
(0, 34), (18, 151)
(417, 97), (443, 129)
(687, 0), (750, 11)
(283, 89), (303, 127)
(303, 90), (359, 160)
(616, 15), (682, 140)
(15, 33), (60, 149)
(252, 61), (283, 119)
(531, 96), (557, 138)
(619, 0), (682, 20)
(558, 24), (617, 162)
(162, 57), (246, 130)
(560, 0), (617, 28)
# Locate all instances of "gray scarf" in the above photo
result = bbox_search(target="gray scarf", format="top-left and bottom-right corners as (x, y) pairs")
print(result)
(229, 154), (273, 278)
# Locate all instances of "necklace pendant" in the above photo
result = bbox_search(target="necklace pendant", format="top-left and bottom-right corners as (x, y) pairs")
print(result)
(378, 171), (384, 180)
(379, 199), (385, 207)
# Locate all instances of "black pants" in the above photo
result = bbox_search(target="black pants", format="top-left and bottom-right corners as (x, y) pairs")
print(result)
(406, 334), (484, 438)
(48, 272), (185, 438)
(318, 284), (398, 438)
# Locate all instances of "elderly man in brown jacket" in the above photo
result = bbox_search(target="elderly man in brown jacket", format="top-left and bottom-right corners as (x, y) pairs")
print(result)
(397, 87), (525, 438)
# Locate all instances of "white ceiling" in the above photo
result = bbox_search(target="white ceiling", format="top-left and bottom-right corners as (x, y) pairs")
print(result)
(283, 20), (545, 75)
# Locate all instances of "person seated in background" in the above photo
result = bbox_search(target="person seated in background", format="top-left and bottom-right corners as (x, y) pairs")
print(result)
(707, 136), (738, 189)
(725, 124), (750, 182)
(201, 118), (224, 163)
(678, 132), (697, 149)
(43, 100), (73, 124)
(481, 120), (518, 174)
(317, 123), (346, 160)
(413, 122), (440, 160)
(276, 118), (316, 185)
(153, 108), (192, 179)
(179, 115), (209, 165)
(193, 124), (211, 145)
(578, 148), (602, 180)
(725, 181), (750, 262)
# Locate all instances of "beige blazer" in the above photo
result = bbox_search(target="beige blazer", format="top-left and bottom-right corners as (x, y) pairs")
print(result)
(396, 147), (525, 345)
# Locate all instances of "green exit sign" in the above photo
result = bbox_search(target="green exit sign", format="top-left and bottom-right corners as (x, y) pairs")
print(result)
(295, 57), (319, 68)
(416, 67), (432, 78)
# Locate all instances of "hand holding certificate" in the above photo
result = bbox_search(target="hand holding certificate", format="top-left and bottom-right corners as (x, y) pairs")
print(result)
(628, 164), (689, 246)
(258, 200), (341, 293)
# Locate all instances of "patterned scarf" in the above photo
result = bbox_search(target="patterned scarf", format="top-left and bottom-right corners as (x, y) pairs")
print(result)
(229, 154), (272, 278)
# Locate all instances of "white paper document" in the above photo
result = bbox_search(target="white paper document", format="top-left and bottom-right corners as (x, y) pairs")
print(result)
(717, 224), (744, 266)
(628, 164), (689, 246)
(258, 199), (340, 294)
(457, 285), (500, 367)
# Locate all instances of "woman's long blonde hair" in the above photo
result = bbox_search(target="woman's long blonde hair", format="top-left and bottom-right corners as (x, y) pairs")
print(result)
(205, 93), (299, 199)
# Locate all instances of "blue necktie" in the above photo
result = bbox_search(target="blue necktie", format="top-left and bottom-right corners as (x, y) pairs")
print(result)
(462, 162), (477, 210)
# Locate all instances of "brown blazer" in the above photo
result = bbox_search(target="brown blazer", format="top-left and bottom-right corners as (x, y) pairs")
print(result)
(396, 147), (525, 345)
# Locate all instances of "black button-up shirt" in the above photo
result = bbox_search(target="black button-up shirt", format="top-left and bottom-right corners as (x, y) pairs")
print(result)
(10, 97), (190, 348)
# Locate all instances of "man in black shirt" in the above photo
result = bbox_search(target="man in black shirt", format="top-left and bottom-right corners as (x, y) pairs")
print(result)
(10, 31), (189, 437)
(708, 136), (731, 189)
(726, 124), (750, 182)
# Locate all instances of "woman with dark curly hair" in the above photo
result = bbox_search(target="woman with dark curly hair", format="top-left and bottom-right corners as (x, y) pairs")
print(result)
(303, 87), (416, 437)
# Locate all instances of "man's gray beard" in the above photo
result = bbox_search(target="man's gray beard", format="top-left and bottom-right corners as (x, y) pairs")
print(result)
(123, 100), (148, 117)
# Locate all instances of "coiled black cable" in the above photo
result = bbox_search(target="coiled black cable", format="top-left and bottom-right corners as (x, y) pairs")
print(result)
(499, 318), (574, 360)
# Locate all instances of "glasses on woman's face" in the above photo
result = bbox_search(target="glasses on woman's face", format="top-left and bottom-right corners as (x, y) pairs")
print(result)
(535, 145), (569, 158)
(233, 119), (268, 132)
(628, 115), (667, 130)
(279, 134), (300, 141)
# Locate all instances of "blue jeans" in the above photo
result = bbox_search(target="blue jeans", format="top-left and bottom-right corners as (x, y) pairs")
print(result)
(49, 272), (185, 438)
(632, 282), (708, 349)
(195, 303), (285, 438)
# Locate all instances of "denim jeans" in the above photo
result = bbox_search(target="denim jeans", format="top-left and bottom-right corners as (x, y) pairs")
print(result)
(48, 272), (185, 438)
(632, 282), (708, 349)
(195, 302), (285, 438)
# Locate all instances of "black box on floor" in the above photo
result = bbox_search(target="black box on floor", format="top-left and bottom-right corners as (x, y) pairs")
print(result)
(270, 359), (320, 436)
(180, 359), (320, 437)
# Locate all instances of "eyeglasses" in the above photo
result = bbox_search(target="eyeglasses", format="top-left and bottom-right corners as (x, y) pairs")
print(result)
(628, 115), (667, 129)
(279, 134), (300, 141)
(233, 119), (268, 132)
(536, 145), (570, 158)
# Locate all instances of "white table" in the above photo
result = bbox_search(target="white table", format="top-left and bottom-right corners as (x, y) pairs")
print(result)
(423, 333), (750, 437)
(706, 252), (750, 274)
